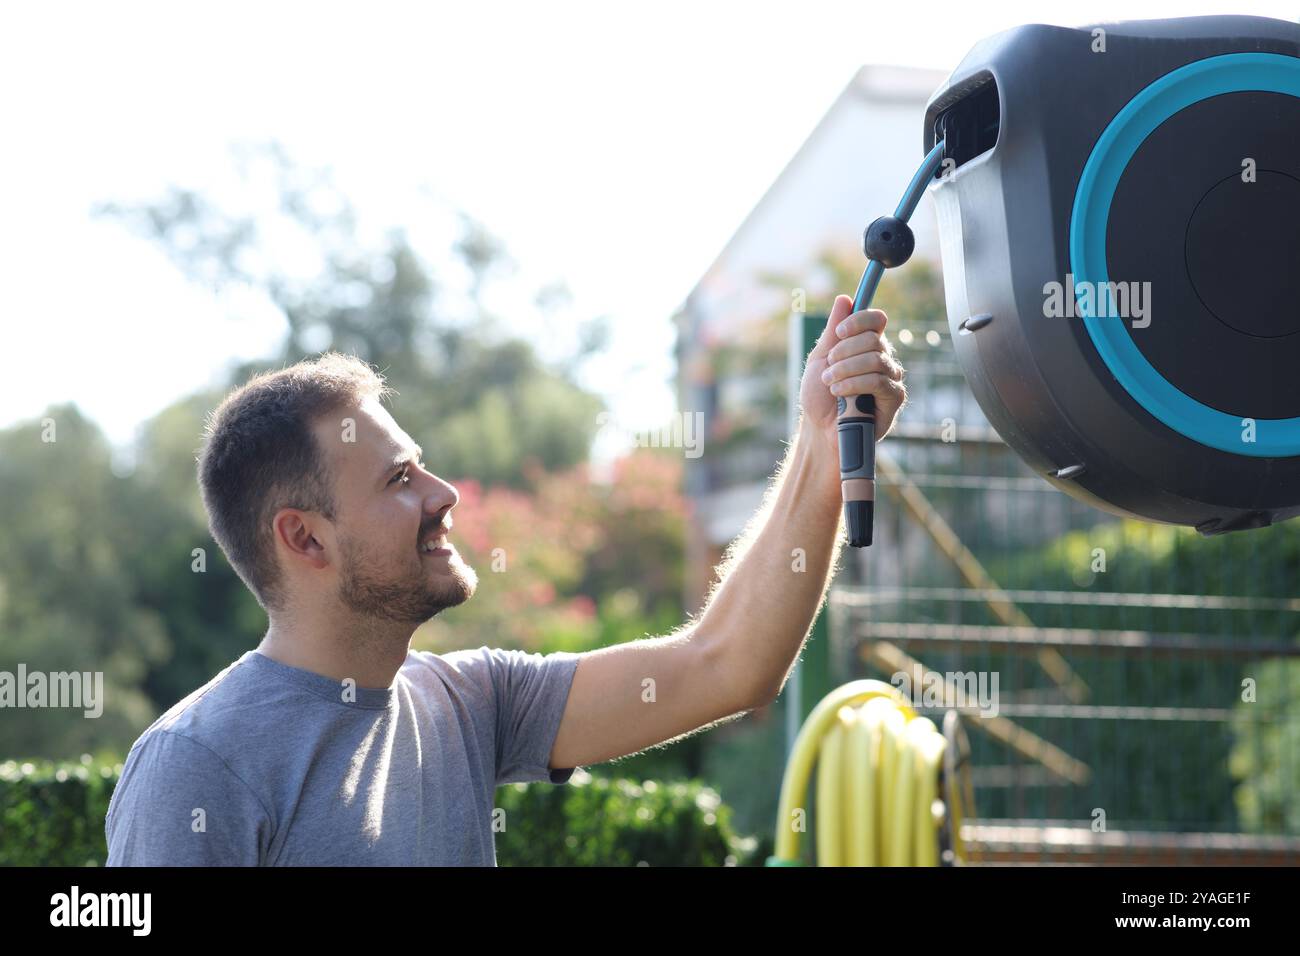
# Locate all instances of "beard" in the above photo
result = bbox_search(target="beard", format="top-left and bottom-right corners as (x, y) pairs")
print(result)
(336, 531), (478, 624)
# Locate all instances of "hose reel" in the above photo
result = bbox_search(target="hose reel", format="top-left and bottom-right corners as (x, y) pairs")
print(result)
(766, 680), (974, 866)
(923, 15), (1300, 534)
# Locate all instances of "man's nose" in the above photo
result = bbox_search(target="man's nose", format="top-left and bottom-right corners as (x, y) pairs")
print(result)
(422, 474), (459, 512)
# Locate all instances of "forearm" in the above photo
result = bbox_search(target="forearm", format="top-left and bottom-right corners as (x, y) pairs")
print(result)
(694, 419), (846, 708)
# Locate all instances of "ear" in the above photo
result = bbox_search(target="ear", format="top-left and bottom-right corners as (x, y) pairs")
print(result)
(272, 509), (331, 570)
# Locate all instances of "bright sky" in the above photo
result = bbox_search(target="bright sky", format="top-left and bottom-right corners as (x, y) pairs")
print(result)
(2, 1), (1295, 449)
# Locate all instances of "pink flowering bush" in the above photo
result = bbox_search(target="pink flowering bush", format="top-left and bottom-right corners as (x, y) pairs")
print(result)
(418, 448), (686, 656)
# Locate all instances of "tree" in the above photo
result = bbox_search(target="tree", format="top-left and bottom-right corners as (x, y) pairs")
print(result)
(95, 140), (605, 490)
(0, 407), (167, 757)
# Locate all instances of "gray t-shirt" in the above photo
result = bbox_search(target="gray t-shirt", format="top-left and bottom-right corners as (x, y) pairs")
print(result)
(105, 645), (581, 866)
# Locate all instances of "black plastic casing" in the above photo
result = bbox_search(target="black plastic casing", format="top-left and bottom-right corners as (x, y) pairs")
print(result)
(924, 16), (1300, 534)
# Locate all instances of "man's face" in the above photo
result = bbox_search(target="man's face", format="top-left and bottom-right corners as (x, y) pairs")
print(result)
(311, 397), (477, 624)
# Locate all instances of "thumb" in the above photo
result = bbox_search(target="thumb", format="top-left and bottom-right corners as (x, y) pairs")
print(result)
(810, 294), (854, 360)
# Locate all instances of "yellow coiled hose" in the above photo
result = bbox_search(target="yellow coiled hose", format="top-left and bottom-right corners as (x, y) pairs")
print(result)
(766, 680), (971, 866)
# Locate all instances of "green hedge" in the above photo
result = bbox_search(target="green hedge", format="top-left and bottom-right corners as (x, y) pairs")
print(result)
(1, 758), (120, 866)
(1, 759), (759, 866)
(495, 770), (758, 866)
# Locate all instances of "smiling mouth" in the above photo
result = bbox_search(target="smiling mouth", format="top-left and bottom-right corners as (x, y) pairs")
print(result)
(418, 525), (453, 556)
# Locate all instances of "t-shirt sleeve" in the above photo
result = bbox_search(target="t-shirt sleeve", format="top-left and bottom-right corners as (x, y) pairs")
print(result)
(105, 730), (272, 866)
(480, 646), (582, 786)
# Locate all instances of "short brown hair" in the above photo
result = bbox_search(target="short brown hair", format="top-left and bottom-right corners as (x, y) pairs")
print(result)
(198, 352), (394, 610)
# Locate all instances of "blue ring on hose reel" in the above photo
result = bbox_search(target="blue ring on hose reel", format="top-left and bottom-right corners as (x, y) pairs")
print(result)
(1069, 52), (1300, 458)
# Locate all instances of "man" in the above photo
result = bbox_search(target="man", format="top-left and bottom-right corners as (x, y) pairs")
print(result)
(105, 294), (905, 865)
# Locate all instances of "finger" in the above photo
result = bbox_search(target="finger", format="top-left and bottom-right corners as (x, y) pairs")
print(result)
(874, 334), (904, 377)
(828, 371), (907, 402)
(811, 295), (855, 360)
(824, 351), (888, 384)
(828, 329), (881, 364)
(829, 352), (904, 384)
(835, 308), (887, 340)
(878, 348), (905, 381)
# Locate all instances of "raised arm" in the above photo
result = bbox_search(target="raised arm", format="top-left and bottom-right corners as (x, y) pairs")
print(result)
(548, 296), (906, 771)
